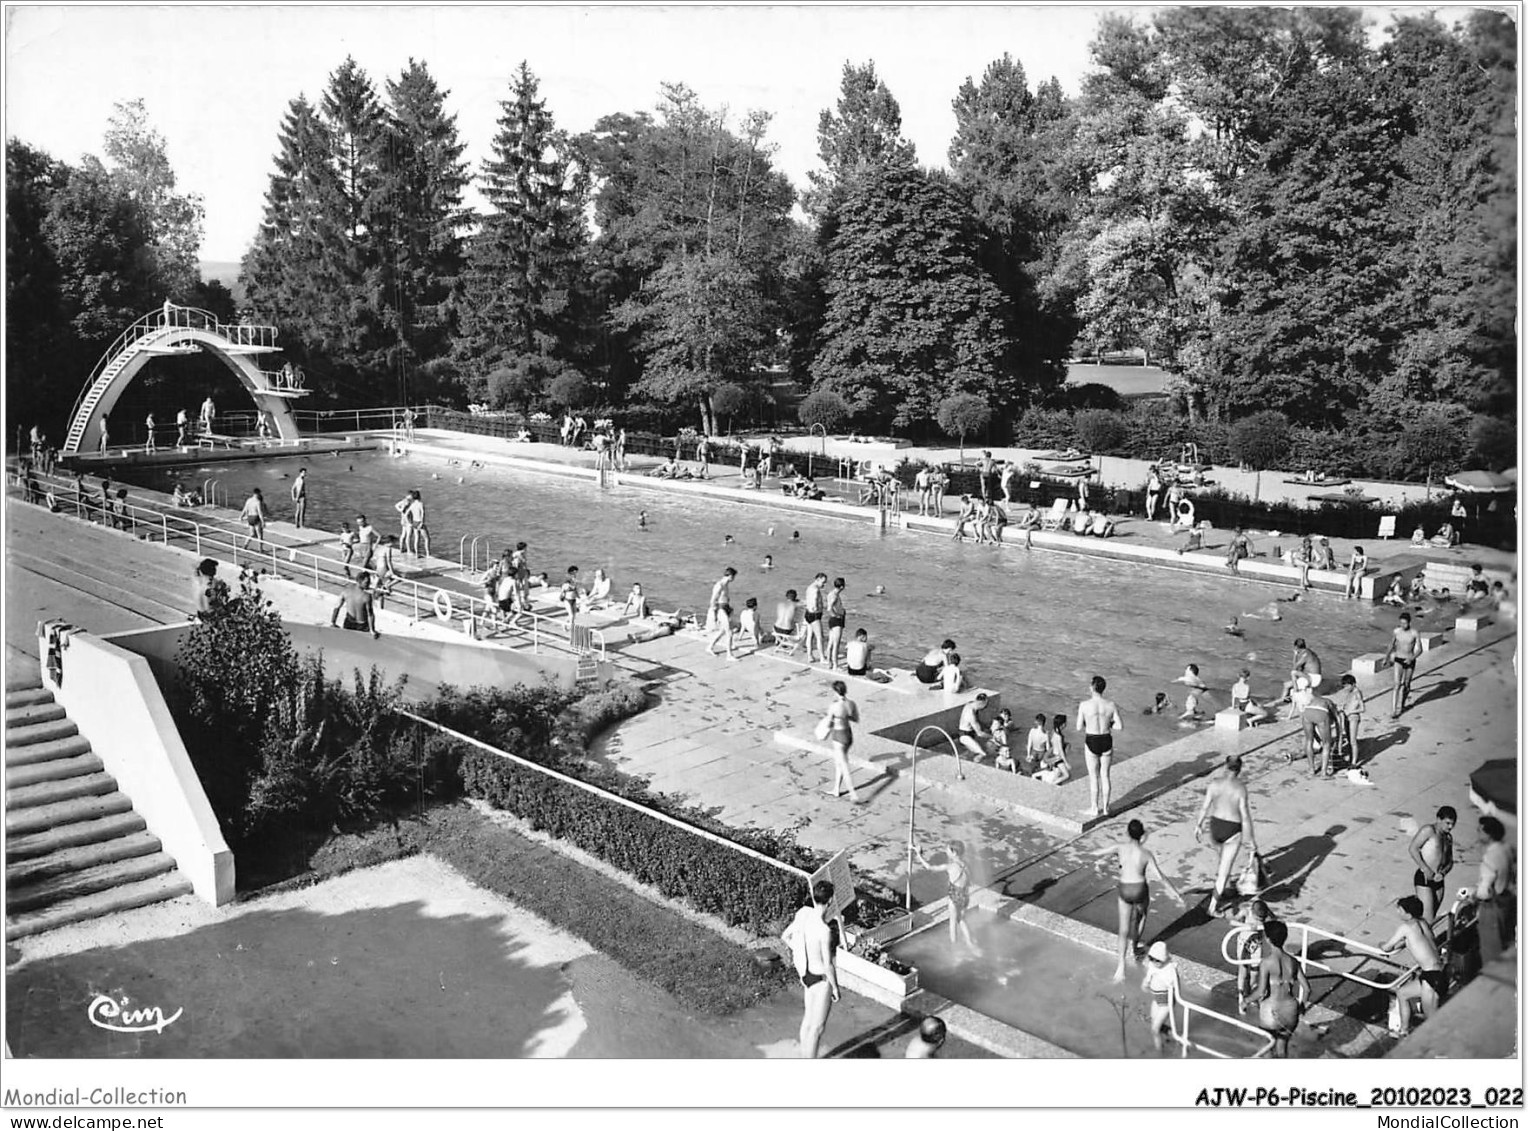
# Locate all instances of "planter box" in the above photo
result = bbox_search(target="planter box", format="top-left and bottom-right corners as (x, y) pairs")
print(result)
(837, 949), (919, 1005)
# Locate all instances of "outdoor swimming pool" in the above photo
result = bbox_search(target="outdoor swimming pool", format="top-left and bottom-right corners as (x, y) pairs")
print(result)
(124, 447), (1400, 758)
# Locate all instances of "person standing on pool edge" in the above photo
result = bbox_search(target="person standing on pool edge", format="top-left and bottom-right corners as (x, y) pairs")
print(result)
(1195, 755), (1259, 916)
(802, 572), (828, 664)
(824, 577), (848, 671)
(290, 467), (308, 529)
(1077, 675), (1123, 817)
(1112, 819), (1186, 983)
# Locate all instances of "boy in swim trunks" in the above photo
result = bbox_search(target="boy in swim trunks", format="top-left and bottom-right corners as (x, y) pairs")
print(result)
(1382, 612), (1421, 719)
(1024, 714), (1050, 773)
(1113, 819), (1186, 982)
(844, 628), (873, 676)
(956, 693), (991, 762)
(1383, 896), (1447, 1032)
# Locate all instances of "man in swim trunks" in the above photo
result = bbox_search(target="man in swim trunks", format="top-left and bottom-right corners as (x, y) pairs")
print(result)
(782, 881), (840, 1058)
(1383, 896), (1447, 1033)
(239, 488), (270, 551)
(773, 589), (803, 654)
(706, 567), (738, 659)
(1277, 638), (1323, 701)
(290, 467), (308, 529)
(1407, 806), (1456, 924)
(1195, 755), (1258, 916)
(802, 572), (828, 663)
(1113, 819), (1186, 982)
(956, 693), (991, 762)
(915, 640), (955, 685)
(329, 574), (379, 639)
(1382, 612), (1421, 719)
(1299, 686), (1340, 776)
(1077, 675), (1122, 817)
(978, 451), (995, 500)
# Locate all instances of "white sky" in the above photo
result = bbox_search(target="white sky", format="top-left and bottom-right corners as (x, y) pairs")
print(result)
(3, 4), (1470, 262)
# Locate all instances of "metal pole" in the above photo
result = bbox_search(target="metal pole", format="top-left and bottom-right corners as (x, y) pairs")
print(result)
(906, 743), (917, 911)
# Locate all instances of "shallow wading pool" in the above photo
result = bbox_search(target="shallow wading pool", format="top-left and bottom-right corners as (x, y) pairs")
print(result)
(121, 448), (1403, 760)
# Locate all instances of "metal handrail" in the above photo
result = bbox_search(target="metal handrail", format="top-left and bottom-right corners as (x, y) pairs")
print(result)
(1168, 982), (1277, 1059)
(906, 724), (965, 911)
(14, 471), (584, 662)
(1220, 901), (1464, 994)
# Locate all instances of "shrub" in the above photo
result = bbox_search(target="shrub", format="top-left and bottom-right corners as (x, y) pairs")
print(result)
(798, 388), (852, 433)
(1064, 383), (1124, 411)
(1229, 410), (1291, 471)
(1073, 409), (1129, 454)
(1470, 414), (1516, 472)
(417, 682), (822, 932)
(547, 370), (589, 411)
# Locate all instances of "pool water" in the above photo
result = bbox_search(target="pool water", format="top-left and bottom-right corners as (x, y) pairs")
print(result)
(123, 449), (1399, 757)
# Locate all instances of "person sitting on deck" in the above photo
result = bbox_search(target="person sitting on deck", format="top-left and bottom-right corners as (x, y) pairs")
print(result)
(1429, 523), (1459, 548)
(582, 567), (613, 609)
(648, 459), (680, 478)
(1176, 522), (1207, 555)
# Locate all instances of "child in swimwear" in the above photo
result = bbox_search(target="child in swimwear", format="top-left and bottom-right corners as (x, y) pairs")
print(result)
(1234, 901), (1270, 1014)
(990, 710), (1016, 772)
(737, 597), (761, 649)
(1034, 715), (1072, 784)
(1023, 714), (1050, 772)
(1145, 692), (1173, 716)
(1179, 691), (1206, 724)
(1142, 941), (1182, 1053)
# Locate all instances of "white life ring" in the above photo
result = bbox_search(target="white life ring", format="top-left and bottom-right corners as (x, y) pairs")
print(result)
(1178, 499), (1196, 524)
(432, 589), (454, 620)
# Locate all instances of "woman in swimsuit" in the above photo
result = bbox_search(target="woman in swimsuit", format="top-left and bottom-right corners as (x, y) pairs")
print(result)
(1254, 919), (1309, 1058)
(822, 681), (861, 804)
(825, 577), (848, 671)
(913, 840), (982, 957)
(1113, 820), (1186, 982)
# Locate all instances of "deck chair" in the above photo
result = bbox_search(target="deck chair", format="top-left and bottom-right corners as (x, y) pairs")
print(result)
(771, 622), (805, 655)
(1039, 498), (1072, 530)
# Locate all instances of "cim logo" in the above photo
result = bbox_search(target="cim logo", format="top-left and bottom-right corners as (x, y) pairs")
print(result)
(87, 993), (183, 1035)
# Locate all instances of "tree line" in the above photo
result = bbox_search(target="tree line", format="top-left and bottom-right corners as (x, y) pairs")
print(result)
(6, 8), (1515, 464)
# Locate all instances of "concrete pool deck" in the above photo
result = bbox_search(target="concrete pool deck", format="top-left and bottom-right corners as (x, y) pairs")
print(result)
(8, 436), (1518, 1057)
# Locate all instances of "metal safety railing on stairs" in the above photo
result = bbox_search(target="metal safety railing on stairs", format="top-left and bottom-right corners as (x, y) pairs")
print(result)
(1219, 903), (1468, 995)
(1167, 982), (1278, 1059)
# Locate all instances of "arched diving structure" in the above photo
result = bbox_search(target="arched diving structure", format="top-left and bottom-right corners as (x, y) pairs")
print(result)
(62, 303), (307, 454)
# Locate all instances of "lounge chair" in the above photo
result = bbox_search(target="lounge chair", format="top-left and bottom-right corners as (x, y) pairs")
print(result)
(1039, 498), (1072, 531)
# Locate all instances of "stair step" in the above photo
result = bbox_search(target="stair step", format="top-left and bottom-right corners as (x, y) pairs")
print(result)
(5, 872), (193, 941)
(5, 687), (53, 709)
(5, 790), (132, 836)
(6, 702), (66, 728)
(5, 752), (105, 791)
(5, 672), (43, 694)
(6, 830), (162, 888)
(5, 772), (118, 813)
(5, 851), (177, 914)
(6, 811), (146, 861)
(4, 733), (91, 768)
(6, 717), (79, 747)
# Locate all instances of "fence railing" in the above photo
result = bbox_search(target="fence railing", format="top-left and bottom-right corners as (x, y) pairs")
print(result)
(393, 709), (811, 881)
(18, 470), (580, 659)
(1168, 983), (1277, 1059)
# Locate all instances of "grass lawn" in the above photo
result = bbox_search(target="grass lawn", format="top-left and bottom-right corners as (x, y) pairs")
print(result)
(247, 801), (792, 1017)
(1065, 362), (1166, 397)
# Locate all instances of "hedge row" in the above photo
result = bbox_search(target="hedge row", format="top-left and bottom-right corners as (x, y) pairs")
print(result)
(418, 682), (824, 934)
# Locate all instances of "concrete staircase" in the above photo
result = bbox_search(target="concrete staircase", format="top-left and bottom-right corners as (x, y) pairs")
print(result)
(4, 673), (191, 940)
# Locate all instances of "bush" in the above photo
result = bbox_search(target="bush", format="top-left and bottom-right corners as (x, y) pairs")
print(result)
(1064, 383), (1124, 411)
(710, 383), (750, 432)
(417, 682), (822, 932)
(1229, 410), (1291, 471)
(1073, 409), (1129, 454)
(798, 389), (852, 433)
(1470, 414), (1516, 472)
(547, 371), (589, 411)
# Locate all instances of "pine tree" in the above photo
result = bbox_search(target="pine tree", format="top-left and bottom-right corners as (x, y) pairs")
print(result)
(455, 62), (588, 399)
(378, 59), (470, 402)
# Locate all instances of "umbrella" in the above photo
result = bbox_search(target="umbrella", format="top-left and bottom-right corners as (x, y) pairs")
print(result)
(1445, 470), (1516, 494)
(1469, 759), (1517, 816)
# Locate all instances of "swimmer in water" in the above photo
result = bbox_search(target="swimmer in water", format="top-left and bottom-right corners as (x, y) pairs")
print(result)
(724, 535), (735, 545)
(1144, 692), (1173, 716)
(791, 531), (800, 542)
(1225, 616), (1244, 637)
(762, 554), (774, 569)
(873, 584), (886, 596)
(638, 511), (648, 530)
